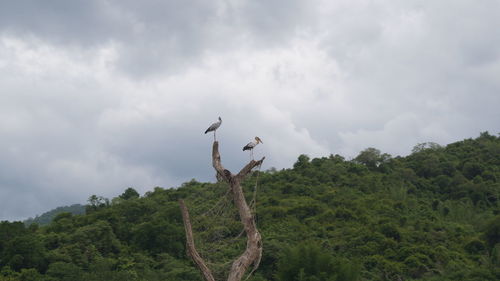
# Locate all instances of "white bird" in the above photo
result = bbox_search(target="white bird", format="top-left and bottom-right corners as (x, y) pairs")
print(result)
(205, 117), (222, 141)
(243, 137), (263, 160)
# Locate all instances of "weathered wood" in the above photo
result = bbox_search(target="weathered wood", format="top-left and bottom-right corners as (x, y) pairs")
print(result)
(180, 140), (264, 281)
(212, 141), (232, 182)
(236, 157), (265, 180)
(226, 176), (263, 281)
(179, 199), (216, 281)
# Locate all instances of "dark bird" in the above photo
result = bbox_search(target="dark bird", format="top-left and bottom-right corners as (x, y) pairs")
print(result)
(205, 117), (222, 141)
(243, 136), (263, 160)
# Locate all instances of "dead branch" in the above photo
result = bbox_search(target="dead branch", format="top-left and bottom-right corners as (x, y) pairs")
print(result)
(212, 141), (232, 181)
(237, 157), (265, 180)
(226, 175), (263, 281)
(180, 140), (264, 281)
(179, 199), (216, 281)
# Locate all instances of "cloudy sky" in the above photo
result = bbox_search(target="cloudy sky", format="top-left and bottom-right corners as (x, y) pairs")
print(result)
(1, 0), (499, 221)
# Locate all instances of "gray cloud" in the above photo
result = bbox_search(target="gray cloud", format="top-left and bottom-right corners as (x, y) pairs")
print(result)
(0, 1), (121, 44)
(1, 0), (499, 220)
(0, 0), (313, 77)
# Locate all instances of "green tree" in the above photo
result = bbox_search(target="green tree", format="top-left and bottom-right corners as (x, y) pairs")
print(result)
(119, 188), (140, 200)
(276, 243), (359, 281)
(411, 142), (443, 153)
(86, 195), (110, 213)
(294, 155), (311, 170)
(0, 221), (27, 254)
(484, 216), (500, 250)
(2, 235), (47, 272)
(354, 148), (391, 170)
(45, 262), (83, 281)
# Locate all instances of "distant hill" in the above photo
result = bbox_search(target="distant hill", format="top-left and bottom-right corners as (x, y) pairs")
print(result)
(23, 204), (86, 226)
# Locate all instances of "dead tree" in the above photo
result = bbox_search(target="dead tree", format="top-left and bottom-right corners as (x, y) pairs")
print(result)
(179, 141), (265, 281)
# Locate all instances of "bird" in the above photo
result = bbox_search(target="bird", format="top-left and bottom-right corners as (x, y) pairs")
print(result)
(204, 117), (222, 141)
(243, 137), (263, 160)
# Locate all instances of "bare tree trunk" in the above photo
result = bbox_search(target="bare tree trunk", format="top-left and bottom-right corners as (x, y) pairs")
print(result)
(179, 141), (264, 281)
(179, 199), (216, 281)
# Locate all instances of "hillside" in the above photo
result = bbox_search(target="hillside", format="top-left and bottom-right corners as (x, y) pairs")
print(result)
(24, 204), (86, 227)
(0, 132), (499, 281)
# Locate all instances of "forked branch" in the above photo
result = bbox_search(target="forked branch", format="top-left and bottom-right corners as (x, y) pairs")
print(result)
(180, 140), (264, 281)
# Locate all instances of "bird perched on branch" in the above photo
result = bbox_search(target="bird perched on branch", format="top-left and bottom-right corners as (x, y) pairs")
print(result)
(205, 117), (222, 141)
(243, 137), (263, 160)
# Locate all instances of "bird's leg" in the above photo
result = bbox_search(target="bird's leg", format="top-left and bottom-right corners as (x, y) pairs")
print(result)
(214, 130), (216, 141)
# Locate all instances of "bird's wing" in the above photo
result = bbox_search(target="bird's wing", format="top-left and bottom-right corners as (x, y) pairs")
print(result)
(243, 142), (255, 151)
(204, 122), (217, 133)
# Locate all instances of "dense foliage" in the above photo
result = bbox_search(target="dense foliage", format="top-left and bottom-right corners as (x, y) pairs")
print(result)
(1, 132), (499, 281)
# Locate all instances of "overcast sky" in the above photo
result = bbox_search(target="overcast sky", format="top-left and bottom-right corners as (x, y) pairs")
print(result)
(1, 0), (499, 221)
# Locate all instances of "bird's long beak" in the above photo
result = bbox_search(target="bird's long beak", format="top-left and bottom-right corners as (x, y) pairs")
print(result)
(256, 137), (263, 144)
